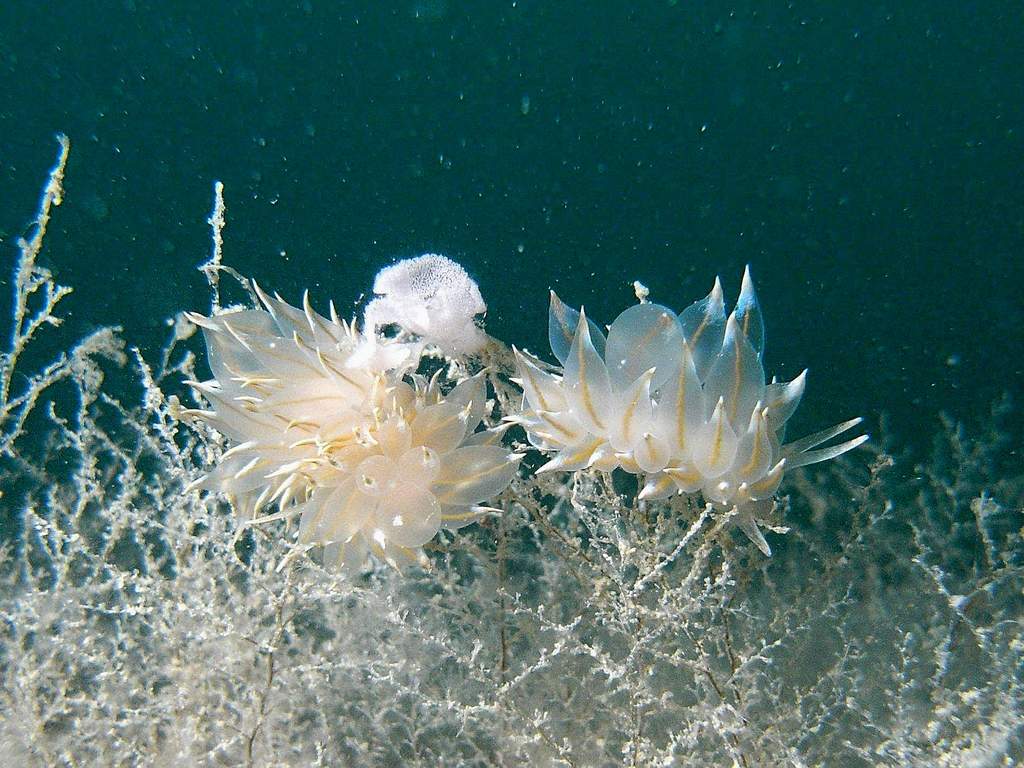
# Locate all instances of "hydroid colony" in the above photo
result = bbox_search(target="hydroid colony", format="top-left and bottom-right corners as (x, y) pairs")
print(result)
(5, 142), (1020, 766)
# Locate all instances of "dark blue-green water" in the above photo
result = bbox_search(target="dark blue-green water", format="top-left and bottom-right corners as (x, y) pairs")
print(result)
(2, 1), (1022, 451)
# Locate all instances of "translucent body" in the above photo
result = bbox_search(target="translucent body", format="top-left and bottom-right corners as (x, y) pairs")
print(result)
(186, 287), (519, 570)
(513, 266), (867, 554)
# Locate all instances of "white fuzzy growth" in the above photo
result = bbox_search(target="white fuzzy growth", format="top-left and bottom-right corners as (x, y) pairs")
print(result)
(364, 254), (487, 356)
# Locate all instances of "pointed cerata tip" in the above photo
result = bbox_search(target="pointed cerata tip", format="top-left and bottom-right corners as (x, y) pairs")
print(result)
(184, 311), (217, 329)
(738, 265), (757, 304)
(511, 346), (529, 366)
(303, 291), (318, 324)
(252, 279), (272, 310)
(724, 311), (740, 338)
(709, 277), (725, 311)
(748, 403), (762, 431)
(535, 458), (557, 474)
(575, 306), (590, 342)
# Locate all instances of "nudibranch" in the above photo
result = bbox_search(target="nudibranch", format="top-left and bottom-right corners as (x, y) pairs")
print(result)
(184, 278), (520, 571)
(511, 267), (867, 554)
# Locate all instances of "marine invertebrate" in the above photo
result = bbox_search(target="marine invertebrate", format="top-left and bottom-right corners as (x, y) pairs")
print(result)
(184, 282), (519, 569)
(10, 139), (1021, 768)
(513, 267), (867, 553)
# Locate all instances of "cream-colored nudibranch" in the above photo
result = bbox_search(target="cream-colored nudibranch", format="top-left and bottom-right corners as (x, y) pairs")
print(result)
(185, 260), (519, 571)
(511, 267), (866, 555)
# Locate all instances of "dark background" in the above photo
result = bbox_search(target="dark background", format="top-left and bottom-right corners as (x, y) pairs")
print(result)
(2, 1), (1022, 455)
